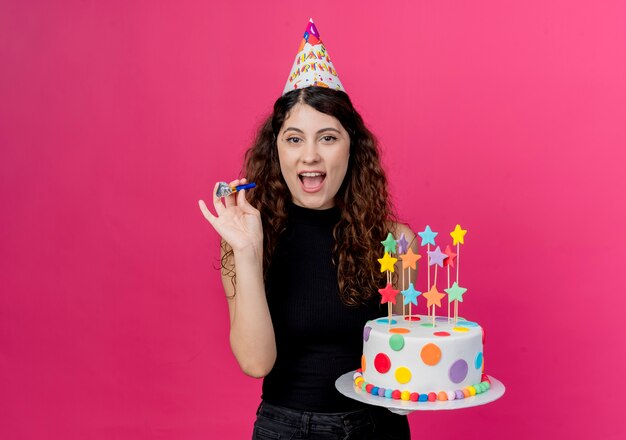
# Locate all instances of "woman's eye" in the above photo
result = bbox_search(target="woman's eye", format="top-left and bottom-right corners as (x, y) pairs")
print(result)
(286, 137), (302, 144)
(321, 135), (337, 142)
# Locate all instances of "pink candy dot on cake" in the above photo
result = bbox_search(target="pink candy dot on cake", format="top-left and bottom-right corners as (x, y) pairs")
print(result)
(392, 390), (401, 400)
(433, 331), (450, 337)
(366, 384), (374, 393)
(410, 393), (419, 402)
(427, 392), (436, 402)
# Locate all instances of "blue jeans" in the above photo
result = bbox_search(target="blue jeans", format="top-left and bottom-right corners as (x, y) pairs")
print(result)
(252, 401), (410, 439)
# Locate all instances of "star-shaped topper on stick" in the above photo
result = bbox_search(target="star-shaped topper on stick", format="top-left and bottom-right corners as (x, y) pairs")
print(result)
(443, 245), (457, 268)
(450, 224), (467, 246)
(445, 282), (467, 302)
(396, 233), (409, 255)
(423, 285), (445, 309)
(423, 285), (445, 326)
(400, 248), (421, 270)
(401, 282), (421, 306)
(445, 281), (468, 324)
(379, 283), (400, 305)
(381, 233), (397, 254)
(427, 246), (447, 267)
(378, 252), (397, 273)
(418, 225), (438, 247)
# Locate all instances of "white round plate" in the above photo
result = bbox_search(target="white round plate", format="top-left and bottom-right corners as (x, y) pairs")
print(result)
(335, 371), (505, 414)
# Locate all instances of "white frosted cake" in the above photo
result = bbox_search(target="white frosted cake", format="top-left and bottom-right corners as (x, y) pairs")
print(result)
(354, 314), (490, 402)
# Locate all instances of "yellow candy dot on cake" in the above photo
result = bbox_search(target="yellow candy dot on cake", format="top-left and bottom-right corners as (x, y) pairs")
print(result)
(437, 391), (448, 401)
(394, 366), (412, 384)
(452, 327), (469, 333)
(355, 377), (365, 387)
(468, 385), (477, 396)
(401, 391), (410, 401)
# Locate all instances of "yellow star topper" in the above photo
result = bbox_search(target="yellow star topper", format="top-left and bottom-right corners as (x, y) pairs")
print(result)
(378, 252), (398, 273)
(450, 224), (468, 246)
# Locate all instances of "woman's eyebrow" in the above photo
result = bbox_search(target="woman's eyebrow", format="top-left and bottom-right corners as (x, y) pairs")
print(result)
(282, 127), (304, 134)
(282, 127), (341, 134)
(316, 128), (341, 134)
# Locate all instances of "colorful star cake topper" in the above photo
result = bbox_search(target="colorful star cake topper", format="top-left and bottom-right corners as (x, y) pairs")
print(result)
(378, 252), (397, 273)
(450, 224), (468, 245)
(378, 283), (400, 305)
(396, 233), (409, 255)
(423, 285), (445, 308)
(400, 248), (421, 270)
(427, 246), (447, 267)
(443, 245), (457, 268)
(418, 225), (438, 246)
(401, 282), (421, 306)
(445, 282), (468, 302)
(381, 233), (397, 254)
(283, 18), (345, 95)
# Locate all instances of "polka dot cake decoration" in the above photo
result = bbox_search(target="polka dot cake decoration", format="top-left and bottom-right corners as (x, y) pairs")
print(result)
(360, 314), (484, 399)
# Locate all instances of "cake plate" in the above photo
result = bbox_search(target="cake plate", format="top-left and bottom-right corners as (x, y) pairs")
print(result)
(335, 371), (505, 415)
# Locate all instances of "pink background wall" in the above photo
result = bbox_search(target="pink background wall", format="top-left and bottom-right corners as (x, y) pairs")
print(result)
(1, 1), (625, 438)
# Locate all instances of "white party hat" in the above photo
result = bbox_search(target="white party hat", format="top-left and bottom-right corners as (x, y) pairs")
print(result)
(282, 18), (345, 95)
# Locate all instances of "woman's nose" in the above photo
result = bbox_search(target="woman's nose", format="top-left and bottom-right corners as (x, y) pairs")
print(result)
(301, 141), (321, 163)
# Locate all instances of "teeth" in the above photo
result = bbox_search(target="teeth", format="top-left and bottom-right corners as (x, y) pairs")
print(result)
(299, 172), (325, 177)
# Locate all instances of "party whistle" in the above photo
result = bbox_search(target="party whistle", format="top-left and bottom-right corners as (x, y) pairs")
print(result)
(215, 181), (257, 198)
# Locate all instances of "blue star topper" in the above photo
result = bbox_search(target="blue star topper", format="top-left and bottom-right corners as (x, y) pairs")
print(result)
(401, 282), (422, 306)
(417, 225), (438, 247)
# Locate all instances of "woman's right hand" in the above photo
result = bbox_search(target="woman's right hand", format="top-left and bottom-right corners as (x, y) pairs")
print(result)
(198, 178), (263, 253)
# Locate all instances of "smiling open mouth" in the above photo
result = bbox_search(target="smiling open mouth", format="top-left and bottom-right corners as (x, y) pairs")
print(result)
(298, 172), (326, 190)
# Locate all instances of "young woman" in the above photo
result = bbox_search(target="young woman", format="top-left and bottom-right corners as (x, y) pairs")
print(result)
(200, 86), (415, 439)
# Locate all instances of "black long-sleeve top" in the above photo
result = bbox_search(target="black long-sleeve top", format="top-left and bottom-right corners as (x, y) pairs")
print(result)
(262, 203), (382, 412)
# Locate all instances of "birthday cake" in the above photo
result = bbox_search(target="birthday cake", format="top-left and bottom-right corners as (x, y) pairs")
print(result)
(353, 225), (491, 402)
(354, 315), (489, 402)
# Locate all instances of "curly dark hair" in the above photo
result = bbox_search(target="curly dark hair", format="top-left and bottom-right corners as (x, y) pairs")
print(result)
(222, 87), (397, 306)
